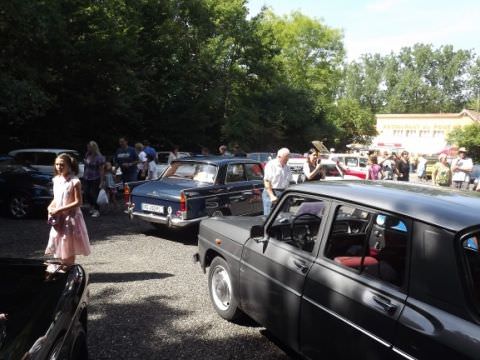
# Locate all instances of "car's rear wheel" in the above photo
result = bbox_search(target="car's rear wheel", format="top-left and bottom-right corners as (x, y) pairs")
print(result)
(9, 193), (32, 219)
(208, 256), (242, 321)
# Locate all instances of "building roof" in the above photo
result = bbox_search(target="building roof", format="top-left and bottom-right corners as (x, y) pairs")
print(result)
(289, 181), (480, 232)
(376, 109), (480, 121)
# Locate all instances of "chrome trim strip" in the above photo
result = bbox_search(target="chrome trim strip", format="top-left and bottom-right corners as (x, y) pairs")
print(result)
(303, 296), (390, 348)
(130, 211), (208, 227)
(240, 261), (301, 297)
(392, 347), (417, 360)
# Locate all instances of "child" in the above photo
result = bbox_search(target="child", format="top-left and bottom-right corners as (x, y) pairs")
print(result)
(104, 162), (118, 207)
(45, 153), (91, 272)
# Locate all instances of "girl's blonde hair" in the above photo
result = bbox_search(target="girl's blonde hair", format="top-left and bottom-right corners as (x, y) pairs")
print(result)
(54, 153), (79, 176)
(88, 140), (102, 156)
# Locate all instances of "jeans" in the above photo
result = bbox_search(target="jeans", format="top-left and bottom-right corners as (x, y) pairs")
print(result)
(262, 189), (283, 215)
(84, 178), (101, 210)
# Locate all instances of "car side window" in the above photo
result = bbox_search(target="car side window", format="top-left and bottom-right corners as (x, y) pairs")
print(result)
(245, 163), (263, 181)
(225, 164), (246, 183)
(36, 153), (57, 166)
(267, 196), (325, 253)
(324, 205), (409, 287)
(13, 152), (35, 166)
(462, 234), (480, 310)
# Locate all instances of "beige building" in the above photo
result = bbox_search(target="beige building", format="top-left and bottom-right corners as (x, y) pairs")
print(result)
(372, 109), (480, 154)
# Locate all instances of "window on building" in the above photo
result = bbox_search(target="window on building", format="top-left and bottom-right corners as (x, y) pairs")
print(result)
(433, 130), (444, 138)
(419, 130), (430, 137)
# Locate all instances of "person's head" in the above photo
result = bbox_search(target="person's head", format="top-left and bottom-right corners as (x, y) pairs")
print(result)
(201, 147), (209, 155)
(383, 151), (389, 157)
(438, 153), (448, 163)
(105, 161), (113, 172)
(369, 155), (378, 165)
(87, 140), (101, 156)
(172, 145), (179, 153)
(277, 147), (290, 166)
(306, 148), (319, 164)
(233, 144), (240, 152)
(401, 151), (409, 159)
(458, 147), (467, 158)
(119, 137), (128, 148)
(135, 143), (144, 153)
(54, 153), (79, 176)
(219, 145), (227, 154)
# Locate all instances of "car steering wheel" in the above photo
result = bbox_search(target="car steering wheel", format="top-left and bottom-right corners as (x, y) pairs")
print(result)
(291, 213), (322, 249)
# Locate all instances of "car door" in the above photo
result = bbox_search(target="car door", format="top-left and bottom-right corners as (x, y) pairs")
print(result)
(299, 202), (409, 360)
(224, 163), (262, 216)
(239, 194), (329, 352)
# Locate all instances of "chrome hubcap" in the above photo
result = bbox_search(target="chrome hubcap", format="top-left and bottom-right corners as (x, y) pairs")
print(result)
(10, 196), (29, 218)
(211, 266), (232, 311)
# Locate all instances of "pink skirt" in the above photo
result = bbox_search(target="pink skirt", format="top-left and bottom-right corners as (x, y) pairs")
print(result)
(45, 208), (91, 259)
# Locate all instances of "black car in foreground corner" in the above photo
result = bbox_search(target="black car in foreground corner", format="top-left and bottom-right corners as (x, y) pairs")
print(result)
(195, 181), (480, 359)
(0, 259), (89, 359)
(0, 164), (53, 219)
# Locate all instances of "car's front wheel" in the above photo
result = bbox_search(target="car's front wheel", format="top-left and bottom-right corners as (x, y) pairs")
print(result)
(9, 193), (32, 219)
(208, 256), (242, 321)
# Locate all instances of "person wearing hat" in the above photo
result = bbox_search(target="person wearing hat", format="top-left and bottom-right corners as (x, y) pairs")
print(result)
(451, 147), (473, 189)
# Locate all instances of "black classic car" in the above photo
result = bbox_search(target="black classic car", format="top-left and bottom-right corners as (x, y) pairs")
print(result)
(0, 164), (53, 219)
(195, 181), (480, 359)
(127, 156), (264, 229)
(0, 258), (89, 359)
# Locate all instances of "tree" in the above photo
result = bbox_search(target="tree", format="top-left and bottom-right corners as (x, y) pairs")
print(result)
(447, 123), (480, 162)
(326, 98), (377, 150)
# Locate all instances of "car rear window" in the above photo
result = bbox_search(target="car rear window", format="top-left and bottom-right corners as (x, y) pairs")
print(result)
(162, 161), (217, 184)
(461, 233), (480, 309)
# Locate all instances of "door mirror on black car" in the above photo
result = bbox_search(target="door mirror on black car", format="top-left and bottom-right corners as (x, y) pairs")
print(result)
(250, 224), (265, 240)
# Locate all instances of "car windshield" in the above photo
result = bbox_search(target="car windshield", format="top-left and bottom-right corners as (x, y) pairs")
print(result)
(162, 161), (218, 184)
(323, 164), (342, 177)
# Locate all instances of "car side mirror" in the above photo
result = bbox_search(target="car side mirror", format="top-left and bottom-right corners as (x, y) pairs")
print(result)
(250, 224), (266, 242)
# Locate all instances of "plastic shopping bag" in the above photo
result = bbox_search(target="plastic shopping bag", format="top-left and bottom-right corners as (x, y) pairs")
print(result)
(97, 189), (109, 206)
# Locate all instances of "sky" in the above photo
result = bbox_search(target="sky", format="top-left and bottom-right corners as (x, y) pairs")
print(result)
(246, 0), (480, 60)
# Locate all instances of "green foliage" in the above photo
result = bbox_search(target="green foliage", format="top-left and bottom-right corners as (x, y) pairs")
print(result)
(343, 44), (476, 114)
(446, 124), (480, 162)
(326, 99), (377, 150)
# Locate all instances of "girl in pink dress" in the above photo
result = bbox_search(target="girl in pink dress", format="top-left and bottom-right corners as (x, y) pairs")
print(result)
(45, 154), (91, 270)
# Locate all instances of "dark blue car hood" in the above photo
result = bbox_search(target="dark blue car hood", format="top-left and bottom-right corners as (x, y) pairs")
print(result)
(132, 178), (206, 198)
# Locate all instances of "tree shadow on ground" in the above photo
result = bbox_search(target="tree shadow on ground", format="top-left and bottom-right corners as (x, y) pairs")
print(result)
(87, 291), (291, 360)
(89, 272), (174, 284)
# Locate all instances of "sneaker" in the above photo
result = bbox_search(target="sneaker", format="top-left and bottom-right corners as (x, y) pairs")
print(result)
(91, 210), (100, 217)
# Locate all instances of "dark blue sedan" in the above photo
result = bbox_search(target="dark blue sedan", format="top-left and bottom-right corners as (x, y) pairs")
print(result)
(126, 157), (264, 228)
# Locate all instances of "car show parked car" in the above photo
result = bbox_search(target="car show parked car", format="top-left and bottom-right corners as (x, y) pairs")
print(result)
(126, 156), (264, 229)
(8, 149), (84, 178)
(0, 258), (89, 359)
(0, 164), (53, 219)
(195, 181), (480, 359)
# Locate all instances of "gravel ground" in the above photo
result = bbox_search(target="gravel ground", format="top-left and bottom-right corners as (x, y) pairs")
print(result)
(0, 208), (291, 359)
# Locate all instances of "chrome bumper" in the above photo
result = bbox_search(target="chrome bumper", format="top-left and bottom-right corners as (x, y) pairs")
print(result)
(128, 209), (207, 228)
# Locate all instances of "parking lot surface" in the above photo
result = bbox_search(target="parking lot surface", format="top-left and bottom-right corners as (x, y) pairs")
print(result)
(0, 209), (291, 359)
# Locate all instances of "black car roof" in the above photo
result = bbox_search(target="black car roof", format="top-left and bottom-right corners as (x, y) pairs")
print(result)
(172, 156), (260, 166)
(289, 181), (480, 232)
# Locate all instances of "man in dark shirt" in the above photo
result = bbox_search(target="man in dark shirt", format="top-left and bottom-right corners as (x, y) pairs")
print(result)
(396, 151), (410, 181)
(114, 137), (138, 183)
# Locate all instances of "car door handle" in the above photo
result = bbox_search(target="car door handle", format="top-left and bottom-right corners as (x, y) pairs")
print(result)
(293, 259), (308, 273)
(373, 295), (397, 314)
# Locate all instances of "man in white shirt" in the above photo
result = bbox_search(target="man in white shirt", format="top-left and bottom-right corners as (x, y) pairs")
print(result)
(451, 147), (473, 189)
(262, 148), (292, 215)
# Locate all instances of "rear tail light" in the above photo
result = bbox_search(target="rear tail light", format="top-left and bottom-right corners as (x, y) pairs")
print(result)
(180, 191), (187, 212)
(124, 184), (131, 204)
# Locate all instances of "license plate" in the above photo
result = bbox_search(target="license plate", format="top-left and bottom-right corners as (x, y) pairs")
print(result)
(141, 203), (164, 214)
